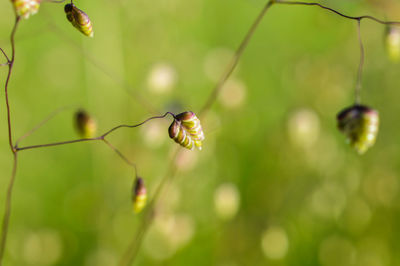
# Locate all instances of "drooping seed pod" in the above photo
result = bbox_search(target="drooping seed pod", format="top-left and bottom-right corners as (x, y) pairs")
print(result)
(132, 177), (147, 214)
(168, 111), (205, 150)
(64, 3), (94, 38)
(385, 26), (400, 62)
(337, 104), (379, 154)
(75, 109), (97, 138)
(11, 0), (40, 19)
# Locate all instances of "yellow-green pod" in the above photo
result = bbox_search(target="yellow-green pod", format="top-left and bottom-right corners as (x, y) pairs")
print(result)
(337, 105), (379, 154)
(11, 0), (40, 19)
(64, 3), (94, 37)
(168, 111), (204, 150)
(132, 177), (147, 214)
(75, 109), (97, 138)
(385, 26), (400, 62)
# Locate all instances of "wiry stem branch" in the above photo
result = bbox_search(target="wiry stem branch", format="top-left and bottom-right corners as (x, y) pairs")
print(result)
(45, 19), (159, 115)
(0, 153), (18, 266)
(200, 1), (274, 116)
(15, 105), (76, 147)
(355, 19), (365, 104)
(16, 112), (175, 152)
(274, 0), (400, 25)
(0, 48), (9, 63)
(119, 149), (179, 266)
(0, 16), (21, 265)
(5, 17), (21, 152)
(102, 138), (136, 168)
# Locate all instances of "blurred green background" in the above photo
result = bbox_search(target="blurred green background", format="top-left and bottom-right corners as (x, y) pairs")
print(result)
(1, 0), (400, 265)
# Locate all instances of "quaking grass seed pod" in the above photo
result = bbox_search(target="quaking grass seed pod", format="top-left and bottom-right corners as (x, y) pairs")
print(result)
(11, 0), (40, 19)
(132, 177), (147, 214)
(168, 111), (205, 150)
(75, 109), (97, 138)
(64, 3), (94, 37)
(384, 26), (400, 62)
(337, 105), (379, 154)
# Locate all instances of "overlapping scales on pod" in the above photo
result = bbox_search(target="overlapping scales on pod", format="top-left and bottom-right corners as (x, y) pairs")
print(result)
(132, 177), (147, 214)
(11, 0), (40, 19)
(64, 3), (94, 37)
(169, 111), (205, 150)
(337, 104), (379, 154)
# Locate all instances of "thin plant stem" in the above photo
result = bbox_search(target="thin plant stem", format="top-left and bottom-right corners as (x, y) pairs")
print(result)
(102, 138), (136, 168)
(0, 17), (21, 265)
(5, 17), (21, 153)
(15, 105), (77, 147)
(0, 153), (18, 266)
(0, 48), (9, 62)
(45, 19), (159, 115)
(119, 148), (179, 266)
(16, 112), (175, 152)
(355, 19), (364, 104)
(101, 112), (175, 138)
(200, 0), (275, 116)
(274, 0), (400, 25)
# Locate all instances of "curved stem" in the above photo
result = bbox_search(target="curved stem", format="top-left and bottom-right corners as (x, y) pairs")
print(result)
(45, 19), (159, 115)
(200, 1), (275, 116)
(102, 138), (136, 168)
(0, 153), (18, 266)
(355, 19), (364, 104)
(16, 112), (175, 152)
(274, 0), (400, 25)
(119, 148), (179, 266)
(15, 105), (76, 147)
(0, 48), (9, 63)
(101, 112), (175, 138)
(15, 137), (100, 151)
(5, 17), (21, 152)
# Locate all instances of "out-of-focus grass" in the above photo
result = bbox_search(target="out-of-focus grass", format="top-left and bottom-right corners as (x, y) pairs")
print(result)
(1, 0), (400, 265)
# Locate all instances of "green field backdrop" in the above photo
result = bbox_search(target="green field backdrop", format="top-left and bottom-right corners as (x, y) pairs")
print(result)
(1, 0), (400, 265)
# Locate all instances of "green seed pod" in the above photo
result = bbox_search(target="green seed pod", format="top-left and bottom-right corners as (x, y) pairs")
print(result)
(75, 109), (97, 138)
(64, 3), (94, 37)
(385, 26), (400, 62)
(132, 177), (147, 214)
(11, 0), (40, 19)
(168, 111), (205, 150)
(337, 105), (379, 154)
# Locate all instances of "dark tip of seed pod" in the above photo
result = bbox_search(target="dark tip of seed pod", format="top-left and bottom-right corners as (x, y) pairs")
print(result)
(75, 109), (88, 122)
(133, 177), (146, 197)
(175, 111), (195, 121)
(64, 4), (73, 13)
(336, 104), (370, 121)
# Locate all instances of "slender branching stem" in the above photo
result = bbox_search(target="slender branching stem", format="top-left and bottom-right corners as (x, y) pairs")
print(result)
(274, 0), (400, 25)
(355, 19), (365, 104)
(200, 1), (275, 116)
(0, 153), (18, 266)
(101, 112), (175, 138)
(0, 48), (9, 63)
(119, 148), (179, 266)
(16, 112), (175, 152)
(102, 138), (136, 168)
(45, 19), (159, 115)
(15, 105), (76, 147)
(5, 17), (21, 153)
(0, 16), (21, 265)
